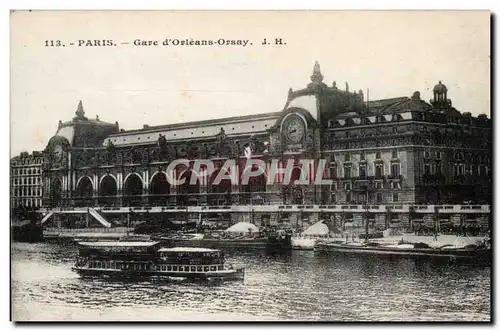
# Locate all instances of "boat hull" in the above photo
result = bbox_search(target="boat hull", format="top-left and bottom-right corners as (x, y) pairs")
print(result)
(72, 266), (245, 280)
(315, 243), (491, 260)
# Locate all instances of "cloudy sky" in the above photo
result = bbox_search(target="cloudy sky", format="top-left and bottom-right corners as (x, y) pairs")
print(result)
(10, 10), (490, 157)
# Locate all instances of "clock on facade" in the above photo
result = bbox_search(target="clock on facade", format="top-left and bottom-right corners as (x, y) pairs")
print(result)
(283, 114), (306, 143)
(53, 144), (63, 162)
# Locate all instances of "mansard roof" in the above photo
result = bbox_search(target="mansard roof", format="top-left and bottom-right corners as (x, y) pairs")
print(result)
(381, 97), (433, 114)
(104, 111), (281, 147)
(365, 97), (408, 113)
(50, 101), (119, 147)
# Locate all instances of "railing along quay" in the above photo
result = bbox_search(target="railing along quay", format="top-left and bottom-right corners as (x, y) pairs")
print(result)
(43, 227), (135, 233)
(38, 204), (490, 214)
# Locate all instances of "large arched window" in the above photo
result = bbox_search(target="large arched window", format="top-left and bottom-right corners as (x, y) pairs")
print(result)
(123, 173), (143, 207)
(99, 175), (118, 206)
(240, 164), (267, 205)
(149, 172), (170, 206)
(77, 177), (93, 197)
(287, 167), (305, 204)
(75, 176), (93, 207)
(208, 168), (232, 206)
(177, 169), (200, 206)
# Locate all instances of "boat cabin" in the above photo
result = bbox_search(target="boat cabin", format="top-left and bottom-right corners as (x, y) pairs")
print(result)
(76, 241), (161, 271)
(77, 241), (161, 259)
(156, 247), (226, 273)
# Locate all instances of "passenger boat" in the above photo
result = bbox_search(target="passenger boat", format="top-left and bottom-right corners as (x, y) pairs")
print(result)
(72, 241), (245, 280)
(314, 241), (491, 260)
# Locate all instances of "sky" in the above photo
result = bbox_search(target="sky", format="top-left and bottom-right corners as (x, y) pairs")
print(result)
(10, 10), (490, 158)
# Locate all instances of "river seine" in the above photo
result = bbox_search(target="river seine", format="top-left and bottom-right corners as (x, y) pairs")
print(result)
(11, 242), (490, 322)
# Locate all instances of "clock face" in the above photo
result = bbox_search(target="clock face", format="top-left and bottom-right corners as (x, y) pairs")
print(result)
(53, 145), (63, 161)
(283, 115), (306, 143)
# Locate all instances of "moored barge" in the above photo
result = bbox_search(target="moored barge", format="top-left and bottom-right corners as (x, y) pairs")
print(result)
(153, 229), (292, 251)
(314, 241), (491, 260)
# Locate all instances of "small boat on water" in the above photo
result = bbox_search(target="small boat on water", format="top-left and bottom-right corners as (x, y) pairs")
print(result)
(314, 241), (491, 260)
(72, 241), (245, 280)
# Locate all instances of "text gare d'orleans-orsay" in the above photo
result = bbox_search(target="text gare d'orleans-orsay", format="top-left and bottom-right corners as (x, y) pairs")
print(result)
(44, 38), (287, 48)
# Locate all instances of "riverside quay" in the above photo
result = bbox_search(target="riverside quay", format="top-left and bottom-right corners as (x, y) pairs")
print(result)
(34, 62), (491, 231)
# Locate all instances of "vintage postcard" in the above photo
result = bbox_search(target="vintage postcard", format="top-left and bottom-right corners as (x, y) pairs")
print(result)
(10, 10), (491, 322)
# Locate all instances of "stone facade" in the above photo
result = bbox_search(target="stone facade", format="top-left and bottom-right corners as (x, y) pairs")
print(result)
(11, 151), (44, 208)
(39, 63), (491, 229)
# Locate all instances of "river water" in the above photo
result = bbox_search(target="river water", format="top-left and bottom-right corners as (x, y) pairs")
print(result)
(11, 242), (491, 322)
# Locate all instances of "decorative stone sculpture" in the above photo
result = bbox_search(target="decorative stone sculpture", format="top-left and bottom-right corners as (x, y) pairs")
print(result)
(157, 133), (167, 148)
(216, 127), (231, 156)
